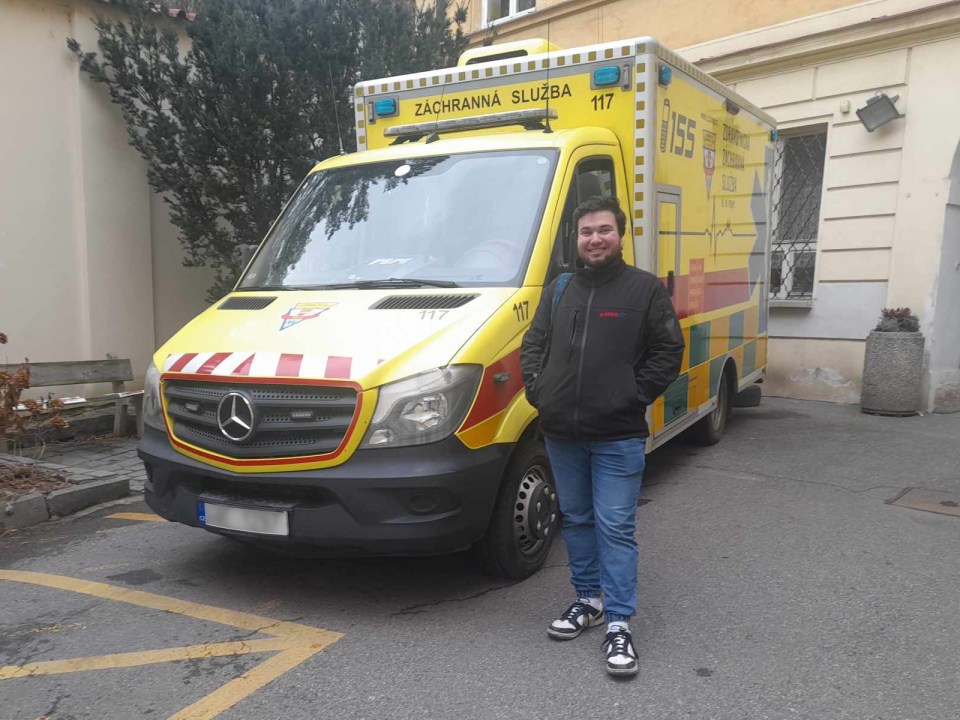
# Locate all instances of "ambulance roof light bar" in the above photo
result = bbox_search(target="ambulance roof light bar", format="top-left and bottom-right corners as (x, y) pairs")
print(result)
(384, 108), (558, 143)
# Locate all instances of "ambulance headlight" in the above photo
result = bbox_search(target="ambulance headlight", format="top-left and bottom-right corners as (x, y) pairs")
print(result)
(143, 361), (166, 431)
(362, 366), (482, 448)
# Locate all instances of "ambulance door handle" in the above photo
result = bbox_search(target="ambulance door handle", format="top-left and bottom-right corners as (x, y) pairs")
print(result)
(667, 270), (675, 297)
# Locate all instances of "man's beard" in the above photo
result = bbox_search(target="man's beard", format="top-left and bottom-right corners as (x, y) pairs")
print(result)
(581, 246), (623, 269)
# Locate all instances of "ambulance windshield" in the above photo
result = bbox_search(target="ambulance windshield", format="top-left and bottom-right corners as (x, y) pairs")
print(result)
(239, 149), (557, 289)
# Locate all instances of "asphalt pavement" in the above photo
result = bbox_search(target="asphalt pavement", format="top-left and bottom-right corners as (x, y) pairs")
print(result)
(1, 397), (958, 720)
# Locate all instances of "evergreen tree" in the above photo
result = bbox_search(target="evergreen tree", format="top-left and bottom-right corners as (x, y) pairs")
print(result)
(68, 0), (467, 300)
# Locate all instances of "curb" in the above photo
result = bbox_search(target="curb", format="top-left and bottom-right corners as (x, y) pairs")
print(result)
(1, 454), (130, 531)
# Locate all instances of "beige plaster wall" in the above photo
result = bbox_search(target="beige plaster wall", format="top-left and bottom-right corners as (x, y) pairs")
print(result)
(70, 1), (156, 385)
(0, 0), (212, 397)
(151, 191), (216, 348)
(764, 338), (865, 403)
(886, 38), (960, 315)
(692, 9), (960, 407)
(459, 0), (960, 408)
(462, 0), (864, 47)
(0, 0), (87, 370)
(725, 46), (910, 300)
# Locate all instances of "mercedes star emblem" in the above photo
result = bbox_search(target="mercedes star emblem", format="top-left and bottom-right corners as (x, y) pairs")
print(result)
(216, 391), (257, 442)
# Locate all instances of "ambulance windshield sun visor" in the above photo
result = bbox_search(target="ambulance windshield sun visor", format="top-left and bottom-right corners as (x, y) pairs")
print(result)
(239, 150), (558, 290)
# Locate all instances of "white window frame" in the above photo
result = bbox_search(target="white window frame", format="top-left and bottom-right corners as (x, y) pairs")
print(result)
(770, 246), (817, 301)
(481, 0), (537, 29)
(769, 126), (827, 307)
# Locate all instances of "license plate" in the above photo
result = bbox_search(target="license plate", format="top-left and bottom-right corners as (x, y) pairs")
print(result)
(198, 501), (289, 536)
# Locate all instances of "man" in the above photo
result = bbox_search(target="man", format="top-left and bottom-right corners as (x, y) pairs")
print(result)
(520, 195), (684, 677)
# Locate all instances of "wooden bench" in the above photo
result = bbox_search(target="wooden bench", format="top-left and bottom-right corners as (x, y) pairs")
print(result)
(3, 358), (143, 437)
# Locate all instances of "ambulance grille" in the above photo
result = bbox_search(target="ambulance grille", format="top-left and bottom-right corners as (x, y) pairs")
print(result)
(163, 380), (358, 459)
(371, 294), (478, 310)
(218, 296), (277, 310)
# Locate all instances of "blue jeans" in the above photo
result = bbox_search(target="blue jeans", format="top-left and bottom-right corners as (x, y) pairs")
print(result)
(544, 437), (646, 622)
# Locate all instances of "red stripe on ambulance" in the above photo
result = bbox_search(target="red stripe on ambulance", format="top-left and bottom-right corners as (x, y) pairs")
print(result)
(460, 348), (524, 431)
(163, 352), (376, 380)
(169, 353), (197, 372)
(231, 354), (254, 375)
(324, 356), (352, 379)
(198, 352), (232, 374)
(277, 353), (304, 377)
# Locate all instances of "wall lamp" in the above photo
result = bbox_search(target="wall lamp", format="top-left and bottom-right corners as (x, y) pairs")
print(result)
(856, 92), (903, 132)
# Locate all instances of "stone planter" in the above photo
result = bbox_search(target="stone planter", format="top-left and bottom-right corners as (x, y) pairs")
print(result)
(860, 330), (924, 416)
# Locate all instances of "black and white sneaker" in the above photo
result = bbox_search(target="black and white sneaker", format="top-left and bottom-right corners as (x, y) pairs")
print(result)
(547, 601), (605, 640)
(602, 629), (638, 676)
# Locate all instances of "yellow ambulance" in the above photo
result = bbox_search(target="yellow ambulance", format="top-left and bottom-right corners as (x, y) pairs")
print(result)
(139, 36), (775, 578)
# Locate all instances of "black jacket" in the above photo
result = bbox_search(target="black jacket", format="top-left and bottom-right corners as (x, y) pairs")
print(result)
(520, 258), (685, 440)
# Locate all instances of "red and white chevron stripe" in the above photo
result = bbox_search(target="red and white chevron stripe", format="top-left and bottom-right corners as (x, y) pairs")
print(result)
(162, 352), (384, 380)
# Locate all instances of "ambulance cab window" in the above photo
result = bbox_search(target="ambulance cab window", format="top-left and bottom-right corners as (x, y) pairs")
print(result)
(239, 149), (558, 290)
(551, 157), (616, 278)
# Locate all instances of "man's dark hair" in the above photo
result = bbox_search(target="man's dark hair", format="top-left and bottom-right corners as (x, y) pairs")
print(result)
(572, 195), (627, 237)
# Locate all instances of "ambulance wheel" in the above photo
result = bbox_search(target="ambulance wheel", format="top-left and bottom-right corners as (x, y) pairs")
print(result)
(692, 365), (733, 446)
(475, 439), (559, 579)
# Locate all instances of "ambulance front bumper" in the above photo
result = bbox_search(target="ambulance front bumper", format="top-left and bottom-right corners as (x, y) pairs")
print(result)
(138, 426), (511, 555)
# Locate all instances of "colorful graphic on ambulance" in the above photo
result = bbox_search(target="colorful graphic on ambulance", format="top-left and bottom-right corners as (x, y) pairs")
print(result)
(279, 302), (336, 331)
(702, 130), (717, 197)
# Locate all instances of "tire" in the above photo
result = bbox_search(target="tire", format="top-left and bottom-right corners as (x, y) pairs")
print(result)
(692, 366), (733, 446)
(475, 438), (559, 579)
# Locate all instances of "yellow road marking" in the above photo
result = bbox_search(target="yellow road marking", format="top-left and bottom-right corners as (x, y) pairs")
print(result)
(0, 638), (288, 680)
(106, 512), (166, 522)
(0, 571), (330, 639)
(0, 571), (343, 719)
(170, 644), (321, 720)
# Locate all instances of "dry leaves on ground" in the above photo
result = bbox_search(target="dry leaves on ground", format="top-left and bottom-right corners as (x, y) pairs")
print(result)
(0, 462), (70, 502)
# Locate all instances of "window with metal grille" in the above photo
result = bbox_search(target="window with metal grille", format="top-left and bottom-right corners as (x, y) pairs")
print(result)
(770, 130), (827, 301)
(483, 0), (536, 27)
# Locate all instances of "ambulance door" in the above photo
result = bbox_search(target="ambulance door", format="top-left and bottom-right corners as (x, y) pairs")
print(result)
(654, 186), (688, 434)
(547, 150), (629, 283)
(656, 188), (682, 304)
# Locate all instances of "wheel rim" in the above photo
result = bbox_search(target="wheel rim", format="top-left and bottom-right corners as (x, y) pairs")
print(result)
(512, 463), (558, 556)
(711, 374), (730, 433)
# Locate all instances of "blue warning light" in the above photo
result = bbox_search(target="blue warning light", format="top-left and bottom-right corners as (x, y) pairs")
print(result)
(593, 66), (621, 87)
(374, 98), (398, 117)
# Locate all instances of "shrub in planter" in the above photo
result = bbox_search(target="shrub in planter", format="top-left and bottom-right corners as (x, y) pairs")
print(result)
(860, 308), (924, 416)
(0, 332), (69, 453)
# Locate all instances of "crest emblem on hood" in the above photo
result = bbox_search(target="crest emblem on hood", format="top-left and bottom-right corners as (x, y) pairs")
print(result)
(279, 302), (336, 331)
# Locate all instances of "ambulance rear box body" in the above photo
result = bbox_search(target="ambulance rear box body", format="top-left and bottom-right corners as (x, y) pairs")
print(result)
(139, 37), (775, 578)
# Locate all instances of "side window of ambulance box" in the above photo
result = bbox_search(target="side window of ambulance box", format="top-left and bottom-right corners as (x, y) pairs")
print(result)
(548, 156), (616, 282)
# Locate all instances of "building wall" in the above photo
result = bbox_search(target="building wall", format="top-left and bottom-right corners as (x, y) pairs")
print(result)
(0, 0), (212, 397)
(929, 149), (960, 412)
(765, 338), (865, 404)
(697, 26), (960, 410)
(150, 191), (215, 349)
(462, 0), (865, 46)
(723, 49), (911, 400)
(1, 0), (89, 373)
(461, 0), (960, 410)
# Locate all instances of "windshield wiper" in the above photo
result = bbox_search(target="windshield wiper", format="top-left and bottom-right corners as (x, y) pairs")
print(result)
(324, 278), (461, 289)
(237, 284), (323, 291)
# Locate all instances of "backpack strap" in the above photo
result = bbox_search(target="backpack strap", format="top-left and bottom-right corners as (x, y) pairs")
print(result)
(552, 272), (573, 311)
(540, 272), (574, 374)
